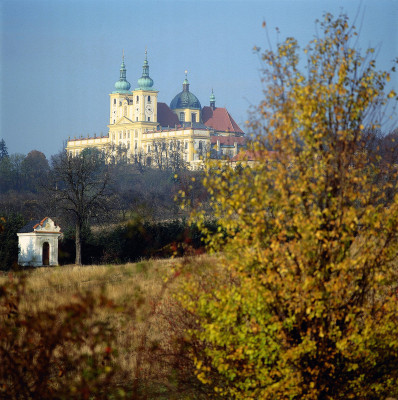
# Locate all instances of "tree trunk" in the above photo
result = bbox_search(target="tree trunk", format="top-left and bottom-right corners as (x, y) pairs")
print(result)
(75, 222), (82, 265)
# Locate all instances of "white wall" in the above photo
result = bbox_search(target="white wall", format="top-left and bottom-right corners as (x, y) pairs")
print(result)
(18, 233), (61, 267)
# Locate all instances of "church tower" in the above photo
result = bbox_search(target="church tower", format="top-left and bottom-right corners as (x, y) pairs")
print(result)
(109, 52), (133, 126)
(134, 50), (158, 126)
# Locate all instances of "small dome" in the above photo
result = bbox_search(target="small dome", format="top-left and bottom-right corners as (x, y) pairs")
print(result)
(114, 79), (131, 92)
(170, 74), (201, 110)
(137, 75), (154, 90)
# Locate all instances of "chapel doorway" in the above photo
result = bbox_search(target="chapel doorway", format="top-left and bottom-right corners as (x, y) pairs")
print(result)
(42, 242), (49, 266)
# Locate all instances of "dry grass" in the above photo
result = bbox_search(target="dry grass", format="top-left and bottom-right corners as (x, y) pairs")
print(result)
(0, 255), (219, 399)
(1, 260), (171, 311)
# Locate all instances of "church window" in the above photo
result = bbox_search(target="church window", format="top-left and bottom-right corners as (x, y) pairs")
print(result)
(198, 141), (203, 150)
(148, 95), (151, 102)
(148, 145), (151, 152)
(113, 119), (115, 124)
(192, 113), (197, 123)
(119, 101), (122, 106)
(135, 141), (138, 149)
(179, 112), (185, 122)
(114, 99), (116, 105)
(185, 141), (188, 150)
(136, 96), (139, 103)
(148, 117), (150, 121)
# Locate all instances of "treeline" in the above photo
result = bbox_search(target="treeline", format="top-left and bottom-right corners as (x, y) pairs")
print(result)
(59, 218), (216, 265)
(0, 139), (210, 269)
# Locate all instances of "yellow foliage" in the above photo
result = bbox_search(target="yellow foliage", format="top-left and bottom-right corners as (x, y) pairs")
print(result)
(179, 11), (398, 400)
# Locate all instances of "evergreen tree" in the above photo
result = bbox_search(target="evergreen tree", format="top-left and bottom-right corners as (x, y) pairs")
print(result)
(0, 139), (8, 160)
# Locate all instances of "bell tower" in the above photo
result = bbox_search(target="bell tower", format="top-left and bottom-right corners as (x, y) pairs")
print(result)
(134, 50), (158, 126)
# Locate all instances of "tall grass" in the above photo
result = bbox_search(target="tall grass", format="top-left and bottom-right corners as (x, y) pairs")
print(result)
(0, 256), (219, 399)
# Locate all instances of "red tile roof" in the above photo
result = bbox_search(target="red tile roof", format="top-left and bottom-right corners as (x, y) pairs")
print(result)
(157, 102), (180, 127)
(210, 136), (247, 146)
(202, 106), (244, 134)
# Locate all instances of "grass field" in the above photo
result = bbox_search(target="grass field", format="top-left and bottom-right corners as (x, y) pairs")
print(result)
(0, 256), (218, 399)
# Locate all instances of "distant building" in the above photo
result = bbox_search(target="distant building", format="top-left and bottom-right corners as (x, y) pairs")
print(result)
(17, 217), (61, 267)
(66, 52), (246, 168)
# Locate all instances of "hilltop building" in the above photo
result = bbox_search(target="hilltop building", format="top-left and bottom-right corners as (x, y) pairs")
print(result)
(66, 52), (246, 168)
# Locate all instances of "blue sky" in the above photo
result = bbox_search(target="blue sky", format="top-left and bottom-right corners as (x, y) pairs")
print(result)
(1, 0), (397, 157)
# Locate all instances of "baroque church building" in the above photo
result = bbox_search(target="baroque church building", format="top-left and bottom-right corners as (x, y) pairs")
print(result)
(66, 52), (246, 168)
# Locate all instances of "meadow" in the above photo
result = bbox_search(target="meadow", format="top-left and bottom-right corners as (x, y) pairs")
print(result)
(0, 256), (218, 399)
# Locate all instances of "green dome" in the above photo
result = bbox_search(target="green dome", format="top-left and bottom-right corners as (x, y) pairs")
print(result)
(210, 90), (216, 102)
(170, 75), (201, 110)
(113, 58), (131, 93)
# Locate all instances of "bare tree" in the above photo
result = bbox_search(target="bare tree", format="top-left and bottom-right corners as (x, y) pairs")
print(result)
(151, 139), (169, 170)
(47, 148), (112, 265)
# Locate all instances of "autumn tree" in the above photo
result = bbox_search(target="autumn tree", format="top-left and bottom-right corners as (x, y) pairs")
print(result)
(47, 148), (112, 265)
(181, 13), (398, 399)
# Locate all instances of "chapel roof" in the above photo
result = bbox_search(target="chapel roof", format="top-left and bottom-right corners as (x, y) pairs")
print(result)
(18, 220), (42, 233)
(202, 106), (244, 134)
(157, 102), (180, 127)
(18, 217), (61, 233)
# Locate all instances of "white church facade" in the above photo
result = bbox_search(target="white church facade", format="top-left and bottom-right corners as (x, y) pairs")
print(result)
(66, 52), (246, 167)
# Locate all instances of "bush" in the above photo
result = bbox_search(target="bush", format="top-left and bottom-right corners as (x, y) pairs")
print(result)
(0, 213), (25, 271)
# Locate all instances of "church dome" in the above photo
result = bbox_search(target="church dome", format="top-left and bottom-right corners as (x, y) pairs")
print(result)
(170, 73), (201, 110)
